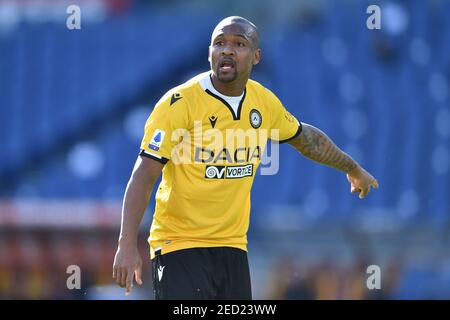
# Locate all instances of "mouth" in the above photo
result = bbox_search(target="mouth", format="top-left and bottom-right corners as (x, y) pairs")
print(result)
(219, 59), (236, 72)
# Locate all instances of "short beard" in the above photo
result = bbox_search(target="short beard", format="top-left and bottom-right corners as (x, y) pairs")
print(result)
(216, 68), (238, 83)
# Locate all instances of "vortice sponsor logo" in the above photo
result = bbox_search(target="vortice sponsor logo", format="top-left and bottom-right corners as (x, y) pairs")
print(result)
(205, 164), (253, 179)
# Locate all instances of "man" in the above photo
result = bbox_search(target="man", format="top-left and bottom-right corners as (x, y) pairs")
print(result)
(113, 16), (378, 299)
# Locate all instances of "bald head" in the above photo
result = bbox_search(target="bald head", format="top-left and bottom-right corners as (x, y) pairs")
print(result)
(211, 16), (259, 49)
(208, 16), (261, 89)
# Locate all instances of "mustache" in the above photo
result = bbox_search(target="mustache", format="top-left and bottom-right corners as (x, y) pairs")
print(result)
(218, 58), (236, 67)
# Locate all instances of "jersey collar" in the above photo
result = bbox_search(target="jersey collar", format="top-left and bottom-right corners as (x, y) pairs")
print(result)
(201, 73), (247, 121)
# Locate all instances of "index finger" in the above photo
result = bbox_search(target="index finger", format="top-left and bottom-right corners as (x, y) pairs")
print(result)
(125, 270), (134, 295)
(135, 267), (143, 285)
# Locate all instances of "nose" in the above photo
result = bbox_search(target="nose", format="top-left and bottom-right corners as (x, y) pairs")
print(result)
(221, 43), (235, 56)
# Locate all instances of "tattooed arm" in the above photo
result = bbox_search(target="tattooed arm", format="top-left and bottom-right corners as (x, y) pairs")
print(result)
(289, 122), (379, 199)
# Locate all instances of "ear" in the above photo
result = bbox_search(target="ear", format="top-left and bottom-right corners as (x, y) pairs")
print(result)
(253, 48), (261, 66)
(208, 46), (212, 63)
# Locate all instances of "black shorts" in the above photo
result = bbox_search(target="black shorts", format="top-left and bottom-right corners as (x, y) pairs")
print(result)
(151, 247), (252, 300)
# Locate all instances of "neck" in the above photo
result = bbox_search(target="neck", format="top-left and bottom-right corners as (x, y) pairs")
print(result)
(210, 73), (247, 97)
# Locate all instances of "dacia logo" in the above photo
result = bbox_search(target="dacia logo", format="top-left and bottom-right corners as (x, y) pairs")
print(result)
(195, 146), (261, 163)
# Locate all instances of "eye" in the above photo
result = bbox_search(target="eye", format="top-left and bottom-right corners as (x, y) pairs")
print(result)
(215, 41), (224, 46)
(237, 42), (245, 47)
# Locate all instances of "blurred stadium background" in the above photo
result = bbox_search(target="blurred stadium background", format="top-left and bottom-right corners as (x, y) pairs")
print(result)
(0, 0), (449, 299)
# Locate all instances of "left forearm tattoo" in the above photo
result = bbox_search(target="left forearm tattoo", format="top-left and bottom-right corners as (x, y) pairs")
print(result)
(290, 123), (358, 173)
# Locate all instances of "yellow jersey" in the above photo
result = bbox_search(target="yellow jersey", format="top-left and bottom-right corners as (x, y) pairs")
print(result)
(140, 72), (301, 258)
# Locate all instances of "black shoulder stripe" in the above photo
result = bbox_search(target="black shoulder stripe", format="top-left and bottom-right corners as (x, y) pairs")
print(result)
(139, 150), (169, 164)
(278, 124), (303, 144)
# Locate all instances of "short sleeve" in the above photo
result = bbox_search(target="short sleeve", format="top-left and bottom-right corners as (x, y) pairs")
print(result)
(140, 91), (189, 163)
(266, 88), (302, 143)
